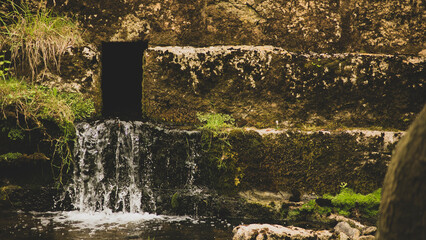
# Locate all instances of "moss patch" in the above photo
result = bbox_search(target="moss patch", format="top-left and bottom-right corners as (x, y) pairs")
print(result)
(284, 187), (381, 225)
(0, 152), (23, 162)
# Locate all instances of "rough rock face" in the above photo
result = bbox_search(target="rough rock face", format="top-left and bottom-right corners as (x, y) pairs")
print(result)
(38, 45), (101, 94)
(206, 128), (402, 194)
(377, 105), (426, 239)
(50, 0), (425, 55)
(7, 1), (422, 127)
(232, 224), (333, 240)
(144, 46), (425, 129)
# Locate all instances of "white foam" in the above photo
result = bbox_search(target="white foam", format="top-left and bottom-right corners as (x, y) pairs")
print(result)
(52, 211), (163, 229)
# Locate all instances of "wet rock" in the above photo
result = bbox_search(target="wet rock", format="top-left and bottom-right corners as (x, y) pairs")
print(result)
(232, 224), (333, 240)
(316, 198), (333, 207)
(289, 189), (301, 202)
(334, 222), (361, 240)
(358, 236), (375, 240)
(329, 215), (377, 239)
(362, 226), (377, 236)
(202, 127), (402, 194)
(0, 187), (61, 211)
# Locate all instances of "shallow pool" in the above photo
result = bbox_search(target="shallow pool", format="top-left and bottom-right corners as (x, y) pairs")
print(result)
(0, 210), (234, 240)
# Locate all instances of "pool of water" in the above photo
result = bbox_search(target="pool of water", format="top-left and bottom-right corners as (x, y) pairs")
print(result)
(0, 210), (234, 240)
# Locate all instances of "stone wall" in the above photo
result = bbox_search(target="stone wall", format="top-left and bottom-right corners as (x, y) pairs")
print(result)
(144, 46), (425, 130)
(51, 0), (425, 55)
(203, 128), (403, 194)
(2, 0), (422, 128)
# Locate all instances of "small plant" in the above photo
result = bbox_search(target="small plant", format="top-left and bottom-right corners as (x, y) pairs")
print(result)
(7, 128), (24, 140)
(0, 185), (21, 201)
(0, 152), (23, 162)
(0, 0), (82, 81)
(0, 50), (11, 80)
(196, 112), (235, 132)
(171, 192), (179, 209)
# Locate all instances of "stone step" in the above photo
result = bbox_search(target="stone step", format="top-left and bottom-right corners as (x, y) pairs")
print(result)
(143, 46), (425, 130)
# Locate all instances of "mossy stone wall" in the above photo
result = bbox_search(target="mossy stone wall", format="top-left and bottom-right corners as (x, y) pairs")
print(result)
(203, 129), (402, 195)
(144, 46), (425, 130)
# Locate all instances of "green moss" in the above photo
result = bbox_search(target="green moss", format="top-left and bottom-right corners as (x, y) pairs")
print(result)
(0, 185), (21, 201)
(171, 192), (180, 209)
(7, 128), (24, 140)
(286, 187), (381, 223)
(324, 187), (381, 218)
(197, 112), (235, 132)
(199, 126), (390, 194)
(200, 130), (241, 192)
(0, 152), (23, 162)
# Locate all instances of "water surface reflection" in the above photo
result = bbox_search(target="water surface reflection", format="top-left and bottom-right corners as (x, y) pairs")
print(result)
(0, 210), (233, 240)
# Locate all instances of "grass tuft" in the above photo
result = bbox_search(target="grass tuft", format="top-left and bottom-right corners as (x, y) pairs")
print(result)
(197, 112), (235, 132)
(0, 0), (82, 81)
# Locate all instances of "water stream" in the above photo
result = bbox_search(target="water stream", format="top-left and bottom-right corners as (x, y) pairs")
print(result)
(0, 119), (234, 239)
(65, 119), (203, 213)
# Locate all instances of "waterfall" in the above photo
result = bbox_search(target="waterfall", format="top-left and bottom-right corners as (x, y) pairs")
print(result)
(65, 119), (202, 214)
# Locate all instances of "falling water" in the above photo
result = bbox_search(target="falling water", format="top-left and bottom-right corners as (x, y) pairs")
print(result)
(65, 119), (202, 214)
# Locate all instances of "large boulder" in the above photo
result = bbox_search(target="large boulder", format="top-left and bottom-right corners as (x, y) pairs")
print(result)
(377, 105), (426, 240)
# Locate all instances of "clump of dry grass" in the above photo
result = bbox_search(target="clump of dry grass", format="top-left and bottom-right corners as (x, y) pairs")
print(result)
(0, 0), (82, 81)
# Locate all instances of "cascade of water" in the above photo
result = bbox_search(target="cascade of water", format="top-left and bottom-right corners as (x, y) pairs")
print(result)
(65, 119), (202, 214)
(185, 140), (200, 189)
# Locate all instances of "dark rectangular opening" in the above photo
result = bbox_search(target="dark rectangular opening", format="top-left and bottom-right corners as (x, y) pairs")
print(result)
(101, 41), (148, 119)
